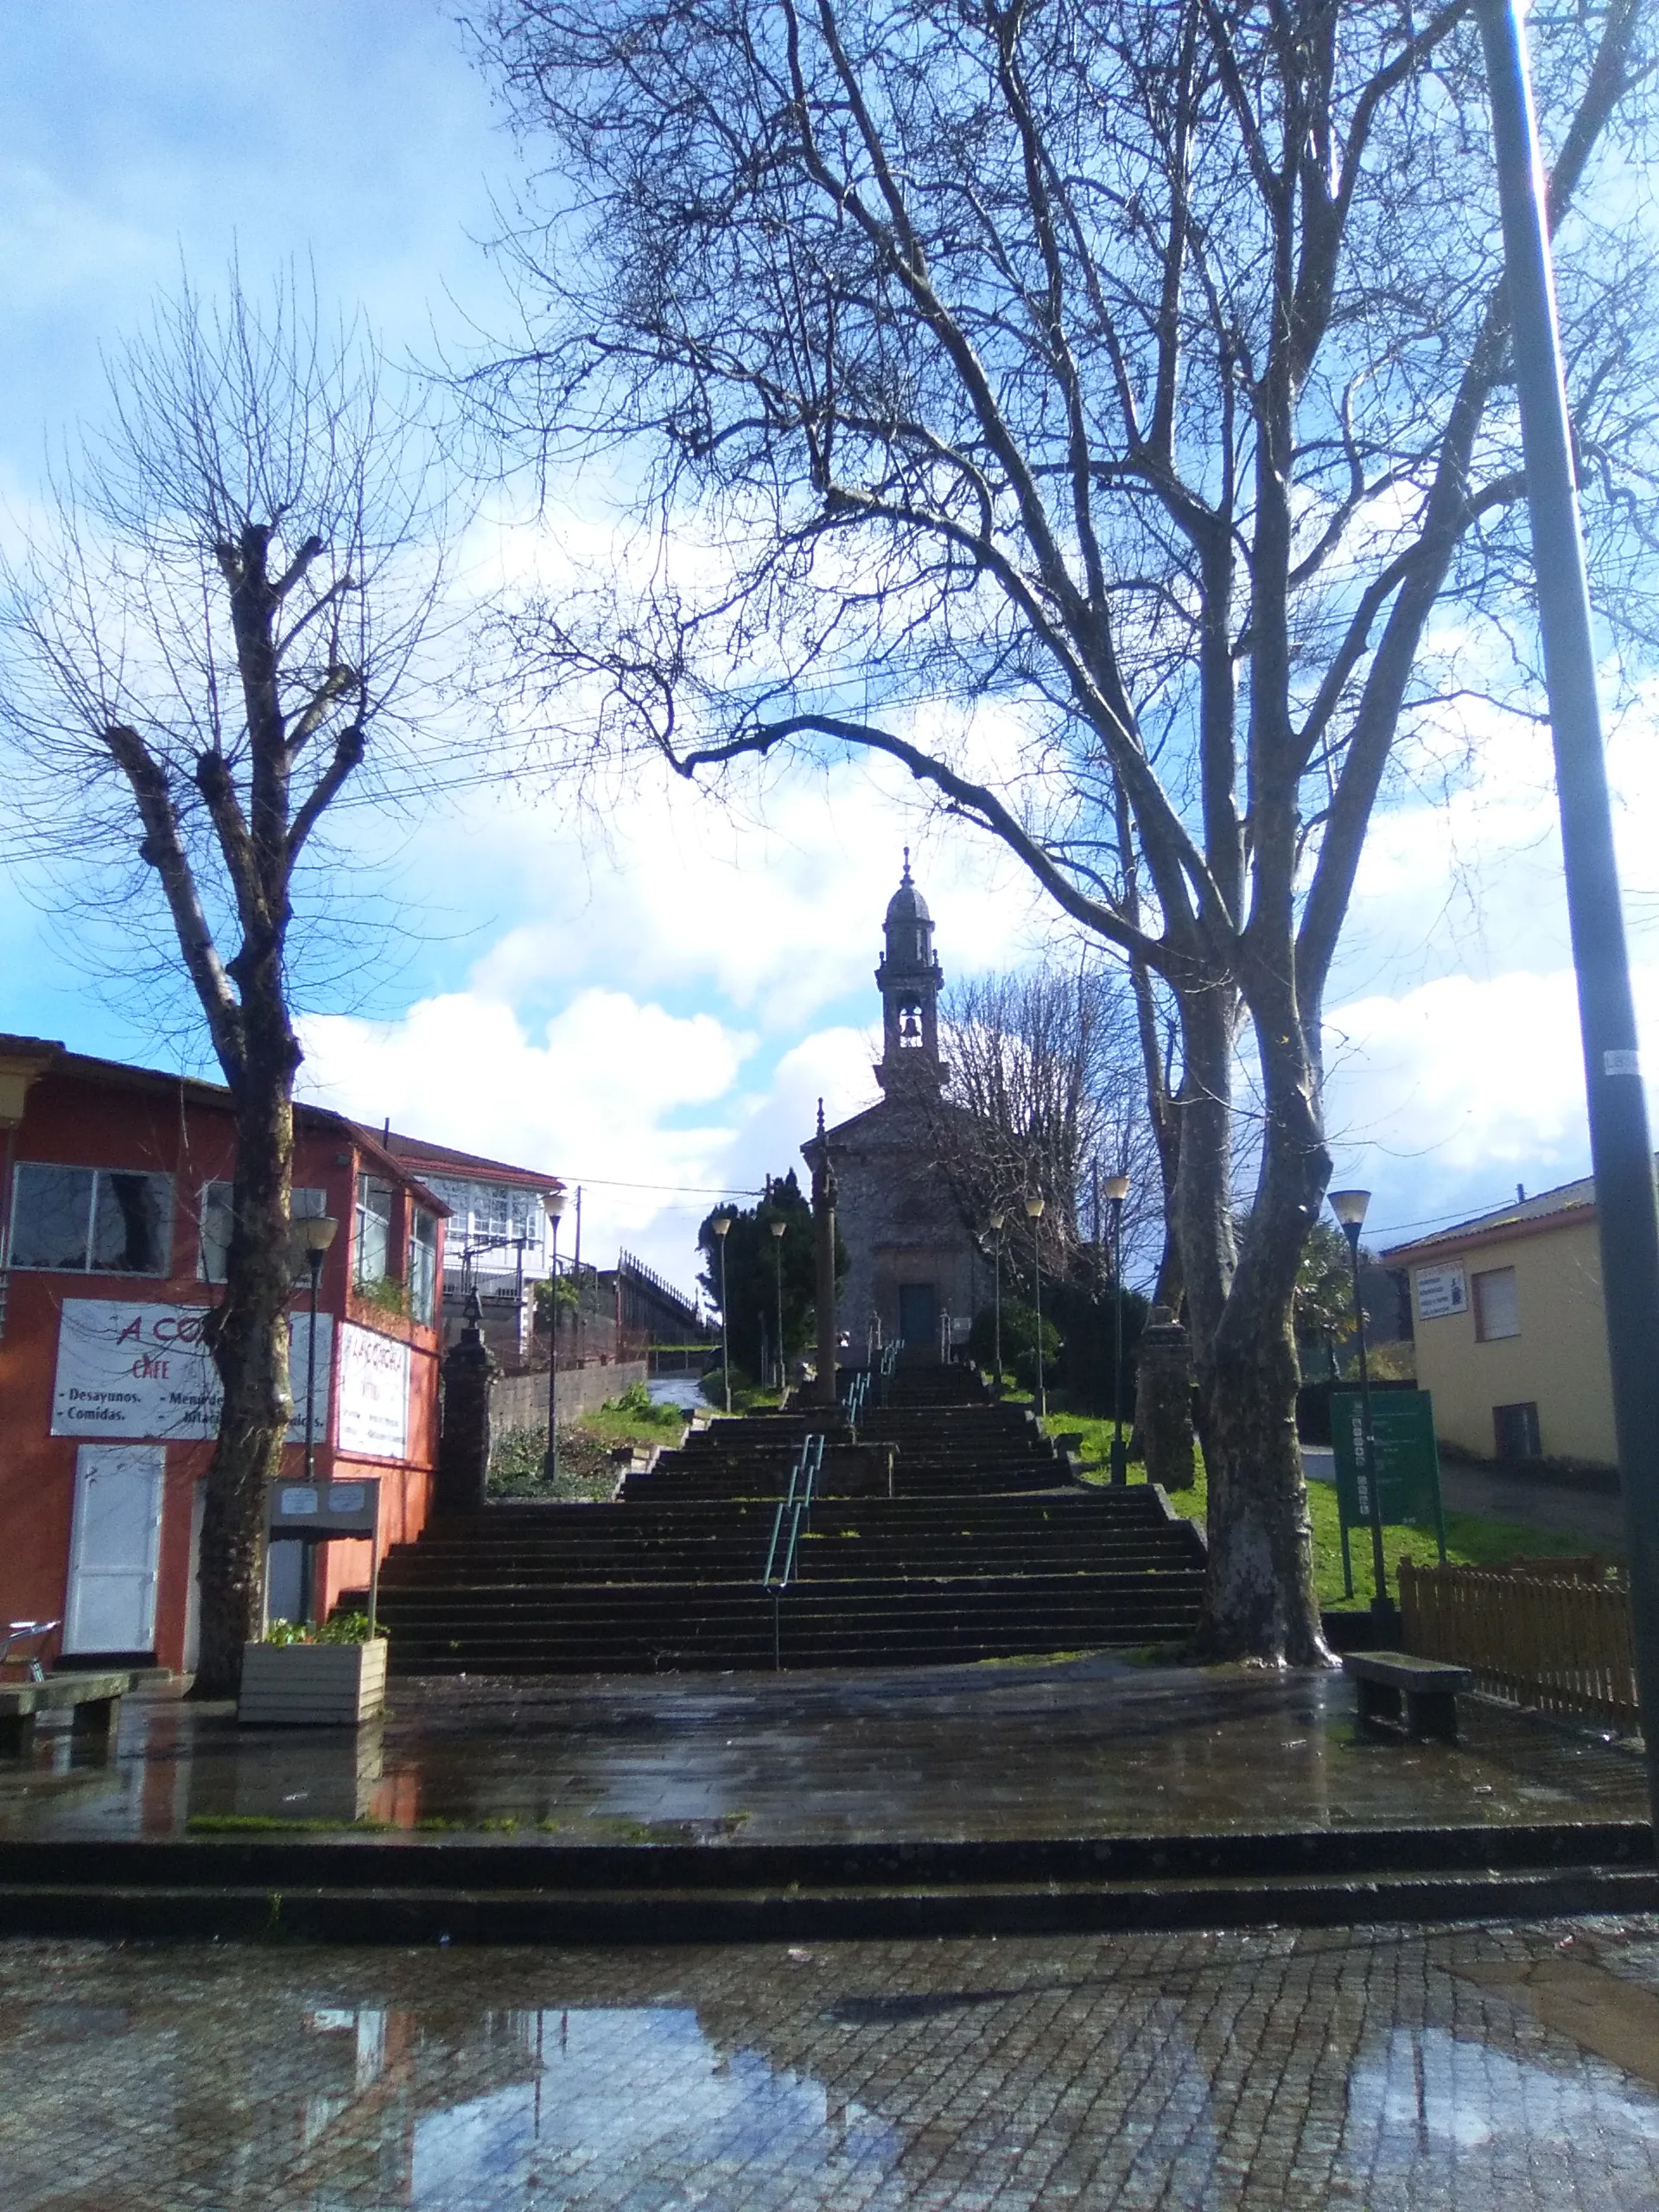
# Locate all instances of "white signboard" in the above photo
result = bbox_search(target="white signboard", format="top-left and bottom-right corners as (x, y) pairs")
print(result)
(1414, 1263), (1468, 1322)
(52, 1301), (332, 1441)
(335, 1323), (410, 1460)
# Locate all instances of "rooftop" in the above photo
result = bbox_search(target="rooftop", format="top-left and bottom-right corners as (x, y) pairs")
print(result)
(1378, 1165), (1637, 1265)
(384, 1128), (562, 1192)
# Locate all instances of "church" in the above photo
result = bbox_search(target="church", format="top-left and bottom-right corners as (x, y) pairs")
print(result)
(802, 858), (986, 1365)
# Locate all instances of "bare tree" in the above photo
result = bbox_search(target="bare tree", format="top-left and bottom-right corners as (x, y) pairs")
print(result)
(0, 270), (446, 1694)
(461, 0), (1657, 1659)
(932, 963), (1159, 1278)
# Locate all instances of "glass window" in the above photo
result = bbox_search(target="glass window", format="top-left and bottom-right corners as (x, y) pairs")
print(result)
(199, 1181), (234, 1283)
(408, 1210), (439, 1325)
(200, 1183), (328, 1285)
(1473, 1266), (1520, 1342)
(354, 1177), (393, 1287)
(9, 1164), (171, 1275)
(10, 1165), (96, 1268)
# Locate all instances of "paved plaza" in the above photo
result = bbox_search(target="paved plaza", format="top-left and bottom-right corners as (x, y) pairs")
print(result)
(7, 1916), (1659, 2208)
(0, 1656), (1644, 1846)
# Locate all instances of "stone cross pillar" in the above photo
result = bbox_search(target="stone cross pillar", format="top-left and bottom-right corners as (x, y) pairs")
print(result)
(435, 1289), (501, 1516)
(811, 1099), (840, 1410)
(1135, 1305), (1197, 1491)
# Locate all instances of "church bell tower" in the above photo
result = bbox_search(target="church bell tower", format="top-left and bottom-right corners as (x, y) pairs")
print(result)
(874, 850), (944, 1090)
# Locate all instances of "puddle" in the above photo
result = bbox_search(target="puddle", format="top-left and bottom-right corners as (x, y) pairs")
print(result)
(410, 2007), (899, 2207)
(6, 1932), (1659, 2208)
(0, 1661), (1643, 1846)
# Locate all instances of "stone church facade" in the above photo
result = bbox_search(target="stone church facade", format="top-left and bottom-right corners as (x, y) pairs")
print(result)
(802, 859), (986, 1365)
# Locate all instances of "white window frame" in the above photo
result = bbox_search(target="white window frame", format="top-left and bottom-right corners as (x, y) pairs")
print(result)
(8, 1163), (174, 1277)
(354, 1176), (395, 1288)
(408, 1209), (439, 1325)
(1473, 1265), (1521, 1343)
(199, 1182), (328, 1286)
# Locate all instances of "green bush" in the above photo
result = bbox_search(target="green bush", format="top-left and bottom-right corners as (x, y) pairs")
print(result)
(264, 1611), (374, 1646)
(602, 1380), (684, 1429)
(969, 1299), (1061, 1394)
(699, 1362), (752, 1408)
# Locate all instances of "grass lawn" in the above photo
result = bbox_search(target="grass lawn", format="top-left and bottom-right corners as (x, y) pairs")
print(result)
(1048, 1408), (1618, 1609)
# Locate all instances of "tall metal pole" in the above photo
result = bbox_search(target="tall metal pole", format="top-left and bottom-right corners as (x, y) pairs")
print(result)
(1110, 1195), (1127, 1486)
(988, 1212), (1004, 1398)
(1026, 1194), (1046, 1420)
(300, 1248), (323, 1626)
(1345, 1222), (1389, 1624)
(772, 1217), (787, 1396)
(811, 1102), (840, 1410)
(715, 1221), (733, 1413)
(1477, 0), (1659, 1813)
(543, 1208), (563, 1482)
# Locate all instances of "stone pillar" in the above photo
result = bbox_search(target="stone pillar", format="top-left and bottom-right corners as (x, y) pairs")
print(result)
(435, 1289), (501, 1515)
(811, 1101), (840, 1410)
(1135, 1305), (1197, 1491)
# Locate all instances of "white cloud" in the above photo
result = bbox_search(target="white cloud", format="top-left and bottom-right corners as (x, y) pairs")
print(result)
(297, 988), (761, 1287)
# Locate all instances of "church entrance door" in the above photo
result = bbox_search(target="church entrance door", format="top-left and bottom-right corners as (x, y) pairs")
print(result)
(899, 1281), (938, 1355)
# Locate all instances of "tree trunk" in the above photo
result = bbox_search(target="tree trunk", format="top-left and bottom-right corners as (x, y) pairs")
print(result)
(192, 1013), (299, 1697)
(1189, 978), (1332, 1666)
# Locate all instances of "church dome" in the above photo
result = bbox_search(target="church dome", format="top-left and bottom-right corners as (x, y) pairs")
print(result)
(885, 852), (931, 926)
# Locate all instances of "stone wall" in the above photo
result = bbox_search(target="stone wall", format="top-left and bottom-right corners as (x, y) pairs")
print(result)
(488, 1360), (651, 1434)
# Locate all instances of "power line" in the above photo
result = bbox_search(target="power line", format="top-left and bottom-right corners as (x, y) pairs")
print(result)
(557, 1174), (766, 1197)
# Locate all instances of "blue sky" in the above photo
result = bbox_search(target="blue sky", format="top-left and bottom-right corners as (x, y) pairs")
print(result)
(1, 3), (1654, 1294)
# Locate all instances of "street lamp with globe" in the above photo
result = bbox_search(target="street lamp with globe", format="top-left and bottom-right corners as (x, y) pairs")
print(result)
(713, 1213), (734, 1413)
(293, 1210), (338, 1625)
(1025, 1193), (1047, 1418)
(1103, 1173), (1131, 1484)
(1328, 1187), (1395, 1627)
(769, 1215), (787, 1395)
(987, 1209), (1006, 1397)
(542, 1189), (569, 1483)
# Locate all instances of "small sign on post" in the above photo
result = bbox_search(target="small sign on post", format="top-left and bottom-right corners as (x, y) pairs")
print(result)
(1330, 1389), (1448, 1567)
(266, 1478), (383, 1635)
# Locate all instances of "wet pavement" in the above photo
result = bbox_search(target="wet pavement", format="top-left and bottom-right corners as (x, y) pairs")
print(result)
(0, 1656), (1643, 1845)
(9, 1916), (1659, 2206)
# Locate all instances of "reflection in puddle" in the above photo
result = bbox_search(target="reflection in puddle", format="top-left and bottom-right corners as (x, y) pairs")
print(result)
(406, 2009), (899, 2208)
(1343, 2025), (1659, 2190)
(13, 1942), (1659, 2209)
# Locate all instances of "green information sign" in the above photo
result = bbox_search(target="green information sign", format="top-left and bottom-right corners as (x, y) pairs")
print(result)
(1328, 1389), (1447, 1589)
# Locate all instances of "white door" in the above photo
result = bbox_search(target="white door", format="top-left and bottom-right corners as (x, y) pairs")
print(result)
(63, 1445), (163, 1654)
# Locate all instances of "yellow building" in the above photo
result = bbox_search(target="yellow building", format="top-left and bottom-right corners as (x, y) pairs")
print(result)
(1383, 1176), (1618, 1473)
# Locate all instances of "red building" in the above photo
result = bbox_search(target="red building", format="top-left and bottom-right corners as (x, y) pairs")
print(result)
(0, 1036), (449, 1675)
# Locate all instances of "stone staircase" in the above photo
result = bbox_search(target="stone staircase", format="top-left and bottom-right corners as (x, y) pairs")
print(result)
(372, 1366), (1206, 1674)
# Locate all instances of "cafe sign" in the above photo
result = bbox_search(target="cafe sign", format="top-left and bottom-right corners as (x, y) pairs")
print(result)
(52, 1300), (331, 1442)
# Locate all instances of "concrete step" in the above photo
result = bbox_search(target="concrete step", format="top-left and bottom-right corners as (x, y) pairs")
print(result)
(2, 1822), (1647, 1942)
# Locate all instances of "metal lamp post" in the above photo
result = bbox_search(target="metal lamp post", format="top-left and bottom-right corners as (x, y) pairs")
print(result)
(1025, 1193), (1047, 1419)
(295, 1211), (338, 1626)
(713, 1213), (734, 1413)
(988, 1209), (1006, 1397)
(769, 1215), (787, 1395)
(542, 1188), (569, 1483)
(1329, 1188), (1395, 1629)
(1472, 0), (1659, 1825)
(1103, 1173), (1131, 1484)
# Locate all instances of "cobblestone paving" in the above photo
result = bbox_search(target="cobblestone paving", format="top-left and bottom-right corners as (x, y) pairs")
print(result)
(6, 1916), (1659, 2208)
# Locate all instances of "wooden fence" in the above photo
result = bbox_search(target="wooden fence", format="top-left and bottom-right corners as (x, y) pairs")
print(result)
(1398, 1558), (1637, 1725)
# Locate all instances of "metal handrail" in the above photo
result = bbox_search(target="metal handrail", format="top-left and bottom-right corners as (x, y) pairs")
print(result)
(842, 1368), (868, 1427)
(761, 1447), (805, 1589)
(765, 1431), (824, 1669)
(877, 1337), (904, 1405)
(775, 1433), (824, 1591)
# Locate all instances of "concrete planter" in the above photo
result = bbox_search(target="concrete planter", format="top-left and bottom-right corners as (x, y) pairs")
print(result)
(238, 1639), (388, 1726)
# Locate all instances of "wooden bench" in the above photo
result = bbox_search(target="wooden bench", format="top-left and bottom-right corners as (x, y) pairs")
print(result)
(1342, 1651), (1473, 1745)
(0, 1672), (130, 1756)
